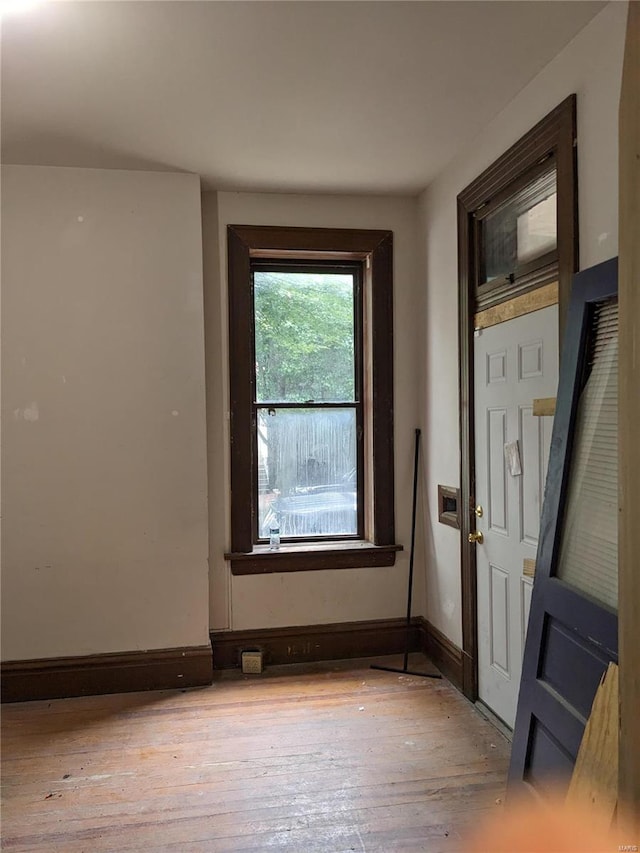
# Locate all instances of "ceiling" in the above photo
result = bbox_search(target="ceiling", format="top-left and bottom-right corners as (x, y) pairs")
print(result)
(1, 0), (605, 195)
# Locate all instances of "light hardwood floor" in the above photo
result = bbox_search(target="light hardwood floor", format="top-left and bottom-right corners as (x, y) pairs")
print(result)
(1, 655), (510, 852)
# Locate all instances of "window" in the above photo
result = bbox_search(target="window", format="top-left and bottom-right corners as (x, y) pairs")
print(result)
(253, 262), (363, 541)
(225, 225), (399, 574)
(459, 94), (577, 327)
(476, 162), (557, 295)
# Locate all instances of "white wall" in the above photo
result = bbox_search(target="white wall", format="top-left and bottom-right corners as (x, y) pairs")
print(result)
(3, 5), (624, 658)
(417, 2), (627, 647)
(1, 166), (210, 660)
(203, 191), (423, 630)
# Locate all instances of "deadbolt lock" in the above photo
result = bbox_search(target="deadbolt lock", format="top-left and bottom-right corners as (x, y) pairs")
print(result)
(468, 531), (484, 544)
(475, 505), (484, 518)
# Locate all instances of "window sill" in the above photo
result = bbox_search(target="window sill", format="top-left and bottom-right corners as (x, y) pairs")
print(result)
(225, 541), (402, 575)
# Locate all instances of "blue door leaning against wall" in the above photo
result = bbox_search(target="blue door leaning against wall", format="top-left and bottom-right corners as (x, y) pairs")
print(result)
(508, 257), (619, 797)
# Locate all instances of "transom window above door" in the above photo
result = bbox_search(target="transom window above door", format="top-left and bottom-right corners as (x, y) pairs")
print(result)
(476, 162), (557, 294)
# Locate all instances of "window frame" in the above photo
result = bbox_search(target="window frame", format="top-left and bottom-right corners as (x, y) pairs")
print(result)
(225, 225), (399, 575)
(250, 258), (365, 544)
(474, 156), (559, 301)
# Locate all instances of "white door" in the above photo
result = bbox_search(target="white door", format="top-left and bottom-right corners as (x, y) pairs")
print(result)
(474, 304), (558, 729)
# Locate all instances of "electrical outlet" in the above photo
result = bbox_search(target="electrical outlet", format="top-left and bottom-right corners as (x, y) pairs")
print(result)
(241, 650), (263, 674)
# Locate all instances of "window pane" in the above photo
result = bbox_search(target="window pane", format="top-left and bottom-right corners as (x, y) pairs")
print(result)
(481, 169), (557, 284)
(257, 407), (357, 538)
(254, 271), (355, 403)
(556, 299), (618, 610)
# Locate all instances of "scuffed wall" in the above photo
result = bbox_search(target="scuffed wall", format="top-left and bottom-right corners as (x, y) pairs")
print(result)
(1, 166), (210, 659)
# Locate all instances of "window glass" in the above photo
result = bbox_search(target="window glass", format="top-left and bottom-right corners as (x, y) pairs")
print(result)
(254, 271), (355, 403)
(556, 298), (618, 610)
(480, 168), (557, 285)
(257, 407), (357, 538)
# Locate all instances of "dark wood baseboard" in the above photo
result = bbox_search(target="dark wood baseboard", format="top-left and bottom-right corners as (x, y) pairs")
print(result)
(418, 618), (464, 690)
(1, 645), (213, 704)
(211, 617), (423, 670)
(2, 621), (463, 702)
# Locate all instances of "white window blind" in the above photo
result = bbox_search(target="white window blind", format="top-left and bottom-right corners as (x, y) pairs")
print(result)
(556, 298), (618, 610)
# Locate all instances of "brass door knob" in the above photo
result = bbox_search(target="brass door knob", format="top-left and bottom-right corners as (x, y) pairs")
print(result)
(468, 531), (484, 544)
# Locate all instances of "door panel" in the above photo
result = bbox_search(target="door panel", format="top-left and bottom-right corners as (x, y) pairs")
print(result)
(490, 564), (510, 675)
(519, 339), (544, 379)
(474, 304), (559, 728)
(487, 350), (507, 383)
(488, 409), (508, 533)
(508, 257), (618, 797)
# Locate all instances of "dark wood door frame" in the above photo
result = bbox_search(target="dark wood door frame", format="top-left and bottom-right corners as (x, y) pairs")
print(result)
(456, 96), (578, 700)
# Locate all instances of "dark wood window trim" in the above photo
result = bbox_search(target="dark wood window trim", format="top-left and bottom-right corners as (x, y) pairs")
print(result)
(457, 95), (578, 699)
(225, 225), (398, 574)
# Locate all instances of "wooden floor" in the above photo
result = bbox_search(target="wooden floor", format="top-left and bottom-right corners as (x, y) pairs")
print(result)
(1, 655), (510, 852)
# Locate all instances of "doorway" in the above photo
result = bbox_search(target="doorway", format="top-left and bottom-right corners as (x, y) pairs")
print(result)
(456, 96), (578, 708)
